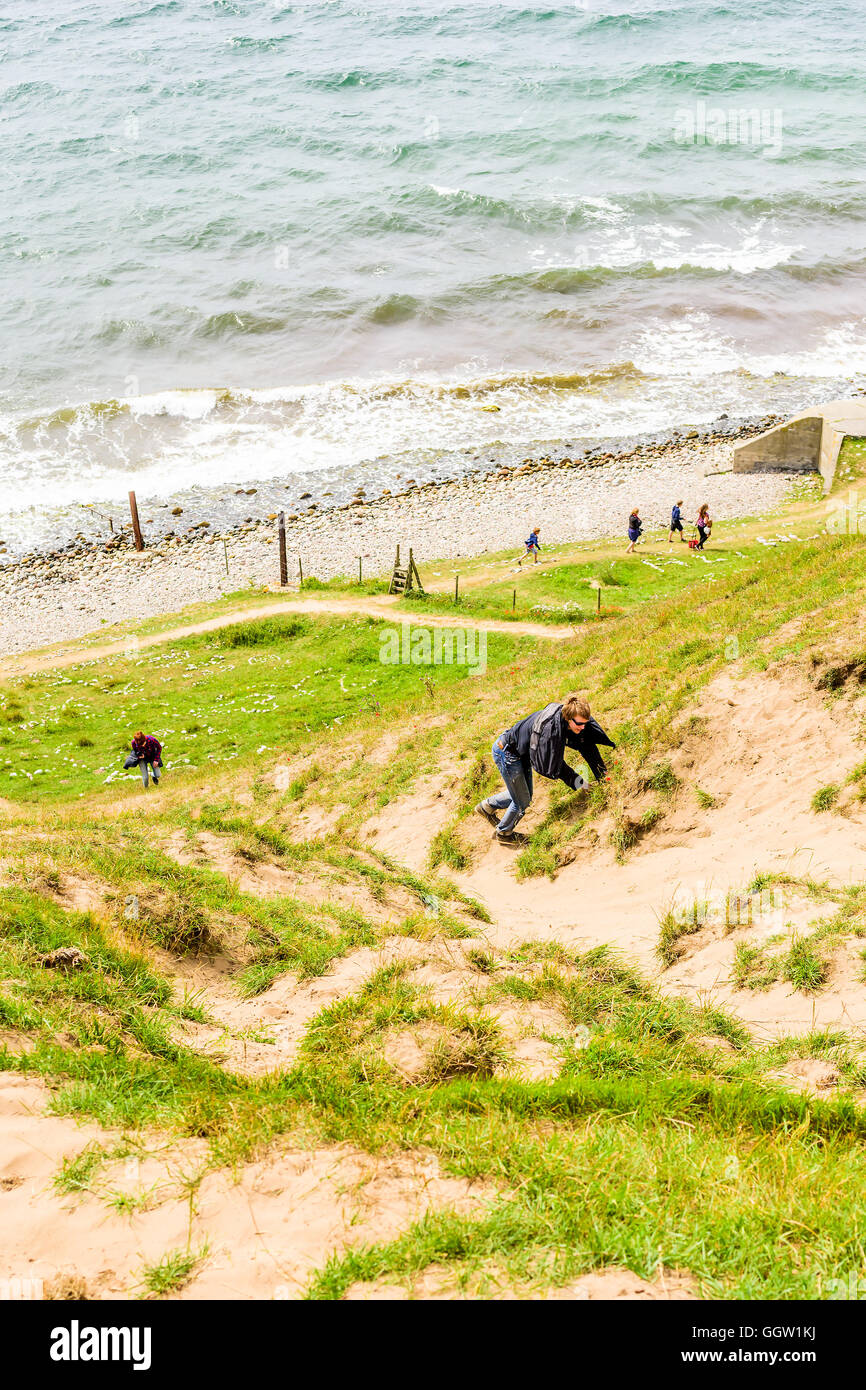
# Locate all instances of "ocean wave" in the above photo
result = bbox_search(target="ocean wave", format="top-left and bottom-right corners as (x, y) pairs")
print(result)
(2, 343), (864, 520)
(197, 311), (289, 339)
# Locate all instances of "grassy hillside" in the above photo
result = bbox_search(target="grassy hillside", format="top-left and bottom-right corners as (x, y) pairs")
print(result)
(3, 493), (866, 1300)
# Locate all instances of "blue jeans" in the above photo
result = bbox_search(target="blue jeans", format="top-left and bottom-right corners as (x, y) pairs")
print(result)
(489, 737), (533, 834)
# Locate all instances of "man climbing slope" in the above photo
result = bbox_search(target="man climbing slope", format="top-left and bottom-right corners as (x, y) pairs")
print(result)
(476, 693), (615, 843)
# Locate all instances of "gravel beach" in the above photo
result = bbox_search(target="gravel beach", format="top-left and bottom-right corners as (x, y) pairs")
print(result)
(0, 429), (807, 658)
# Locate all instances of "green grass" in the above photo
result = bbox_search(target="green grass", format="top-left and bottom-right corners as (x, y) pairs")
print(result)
(812, 784), (840, 813)
(5, 864), (866, 1301)
(396, 544), (770, 627)
(0, 614), (522, 804)
(139, 1246), (207, 1299)
(656, 902), (705, 968)
(5, 515), (866, 1299)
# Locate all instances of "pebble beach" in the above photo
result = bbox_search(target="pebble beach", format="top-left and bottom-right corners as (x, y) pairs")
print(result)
(0, 423), (808, 658)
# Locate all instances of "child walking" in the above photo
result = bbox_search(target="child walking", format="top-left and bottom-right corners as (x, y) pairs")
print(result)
(518, 527), (541, 565)
(124, 731), (163, 789)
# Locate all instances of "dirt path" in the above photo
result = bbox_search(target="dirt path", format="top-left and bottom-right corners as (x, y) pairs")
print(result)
(0, 597), (577, 678)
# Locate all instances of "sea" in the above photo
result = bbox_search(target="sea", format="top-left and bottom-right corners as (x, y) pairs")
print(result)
(2, 0), (865, 553)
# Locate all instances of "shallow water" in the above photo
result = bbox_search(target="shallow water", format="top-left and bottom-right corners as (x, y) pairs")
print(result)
(2, 0), (865, 550)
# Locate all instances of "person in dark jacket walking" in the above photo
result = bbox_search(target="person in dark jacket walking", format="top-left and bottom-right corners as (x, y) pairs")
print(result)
(694, 504), (712, 550)
(476, 693), (615, 842)
(626, 508), (642, 553)
(669, 500), (685, 543)
(124, 731), (163, 789)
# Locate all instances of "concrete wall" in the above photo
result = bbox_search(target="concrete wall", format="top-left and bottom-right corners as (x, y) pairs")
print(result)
(732, 416), (823, 476)
(732, 399), (866, 492)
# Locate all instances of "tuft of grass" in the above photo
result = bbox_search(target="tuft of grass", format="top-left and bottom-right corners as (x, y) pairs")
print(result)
(138, 1246), (207, 1299)
(428, 827), (469, 873)
(731, 943), (780, 992)
(213, 616), (309, 647)
(640, 762), (679, 796)
(423, 1016), (509, 1083)
(53, 1144), (106, 1196)
(695, 788), (716, 809)
(782, 936), (829, 993)
(656, 901), (706, 967)
(515, 825), (559, 881)
(811, 785), (840, 813)
(466, 949), (497, 974)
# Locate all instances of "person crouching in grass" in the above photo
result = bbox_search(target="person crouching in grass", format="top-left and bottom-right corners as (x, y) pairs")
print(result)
(476, 693), (615, 843)
(124, 730), (163, 789)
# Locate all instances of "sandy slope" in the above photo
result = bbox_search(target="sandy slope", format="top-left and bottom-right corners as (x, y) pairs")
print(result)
(3, 661), (866, 1299)
(365, 665), (866, 1037)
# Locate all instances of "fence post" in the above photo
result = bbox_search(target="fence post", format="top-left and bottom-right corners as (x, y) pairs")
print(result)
(278, 513), (288, 587)
(454, 574), (459, 605)
(358, 556), (362, 584)
(512, 588), (516, 611)
(223, 538), (229, 575)
(298, 555), (304, 590)
(128, 491), (144, 551)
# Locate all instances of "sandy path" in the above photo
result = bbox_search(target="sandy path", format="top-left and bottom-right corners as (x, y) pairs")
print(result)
(0, 597), (576, 678)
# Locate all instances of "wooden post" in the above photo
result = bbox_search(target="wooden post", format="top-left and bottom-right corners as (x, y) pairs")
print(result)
(278, 512), (288, 587)
(358, 556), (362, 584)
(597, 586), (601, 615)
(109, 517), (114, 533)
(395, 544), (401, 570)
(223, 538), (229, 575)
(128, 491), (144, 551)
(298, 555), (304, 590)
(411, 551), (424, 593)
(407, 547), (415, 593)
(454, 574), (459, 605)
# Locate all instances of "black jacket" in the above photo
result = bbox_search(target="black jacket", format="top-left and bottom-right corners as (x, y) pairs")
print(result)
(501, 707), (615, 788)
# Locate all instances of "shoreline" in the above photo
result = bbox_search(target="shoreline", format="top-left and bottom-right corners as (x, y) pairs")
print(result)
(0, 419), (807, 659)
(0, 411), (780, 563)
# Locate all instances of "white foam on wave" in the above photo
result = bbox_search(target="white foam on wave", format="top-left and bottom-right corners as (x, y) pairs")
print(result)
(1, 328), (864, 517)
(530, 212), (801, 275)
(126, 389), (227, 420)
(629, 311), (866, 378)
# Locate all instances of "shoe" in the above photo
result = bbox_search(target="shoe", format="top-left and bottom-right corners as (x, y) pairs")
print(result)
(495, 830), (516, 843)
(475, 800), (498, 827)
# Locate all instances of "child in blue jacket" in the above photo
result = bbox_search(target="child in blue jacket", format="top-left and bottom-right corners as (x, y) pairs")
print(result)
(518, 527), (541, 565)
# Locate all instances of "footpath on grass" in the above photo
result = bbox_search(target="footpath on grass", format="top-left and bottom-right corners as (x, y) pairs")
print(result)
(0, 596), (577, 679)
